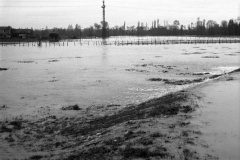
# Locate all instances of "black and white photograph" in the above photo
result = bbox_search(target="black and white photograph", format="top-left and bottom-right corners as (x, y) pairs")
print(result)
(0, 0), (240, 159)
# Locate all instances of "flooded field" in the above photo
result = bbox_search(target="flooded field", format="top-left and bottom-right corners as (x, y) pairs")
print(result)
(0, 40), (239, 111)
(1, 37), (240, 159)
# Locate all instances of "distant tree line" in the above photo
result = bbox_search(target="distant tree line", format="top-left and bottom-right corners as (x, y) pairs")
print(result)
(33, 18), (240, 39)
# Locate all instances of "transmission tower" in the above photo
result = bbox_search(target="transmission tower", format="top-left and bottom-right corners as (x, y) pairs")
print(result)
(102, 0), (106, 38)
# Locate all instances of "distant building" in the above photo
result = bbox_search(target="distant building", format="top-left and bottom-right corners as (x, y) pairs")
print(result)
(164, 20), (170, 29)
(0, 26), (12, 38)
(164, 20), (168, 27)
(49, 32), (60, 42)
(11, 29), (33, 39)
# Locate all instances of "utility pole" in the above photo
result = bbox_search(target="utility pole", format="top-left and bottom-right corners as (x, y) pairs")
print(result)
(102, 0), (106, 38)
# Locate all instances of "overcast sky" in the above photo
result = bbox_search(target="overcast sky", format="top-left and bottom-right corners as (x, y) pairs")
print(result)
(0, 0), (239, 29)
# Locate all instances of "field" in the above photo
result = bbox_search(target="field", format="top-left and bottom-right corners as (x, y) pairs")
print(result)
(0, 36), (240, 159)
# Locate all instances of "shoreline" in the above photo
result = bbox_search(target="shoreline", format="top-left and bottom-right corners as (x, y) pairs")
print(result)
(0, 35), (240, 43)
(1, 70), (239, 159)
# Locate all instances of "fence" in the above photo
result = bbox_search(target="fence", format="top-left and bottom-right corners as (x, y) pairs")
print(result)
(1, 37), (240, 47)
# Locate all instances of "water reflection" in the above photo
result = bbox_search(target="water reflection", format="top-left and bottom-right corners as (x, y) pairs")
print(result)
(101, 39), (108, 66)
(37, 39), (42, 47)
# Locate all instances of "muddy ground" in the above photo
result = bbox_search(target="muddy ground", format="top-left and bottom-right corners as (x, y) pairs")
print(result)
(0, 87), (219, 160)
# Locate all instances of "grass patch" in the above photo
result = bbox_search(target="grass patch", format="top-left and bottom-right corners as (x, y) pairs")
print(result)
(67, 146), (111, 160)
(61, 92), (188, 136)
(202, 56), (219, 58)
(138, 137), (153, 145)
(0, 68), (8, 71)
(29, 155), (43, 160)
(122, 145), (168, 158)
(149, 78), (205, 85)
(150, 132), (166, 138)
(62, 104), (82, 111)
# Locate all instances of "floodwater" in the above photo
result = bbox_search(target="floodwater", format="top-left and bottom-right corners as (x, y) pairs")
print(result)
(192, 73), (240, 160)
(0, 39), (239, 111)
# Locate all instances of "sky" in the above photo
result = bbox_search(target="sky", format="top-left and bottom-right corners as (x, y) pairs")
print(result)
(0, 0), (239, 29)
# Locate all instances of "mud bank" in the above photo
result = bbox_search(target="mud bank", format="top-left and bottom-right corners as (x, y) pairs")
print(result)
(0, 83), (226, 160)
(0, 91), (201, 160)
